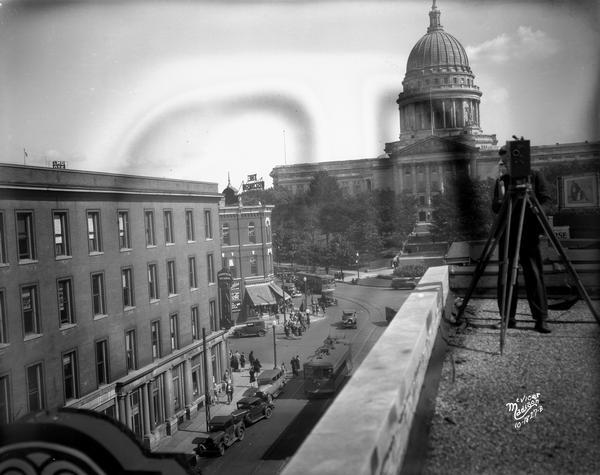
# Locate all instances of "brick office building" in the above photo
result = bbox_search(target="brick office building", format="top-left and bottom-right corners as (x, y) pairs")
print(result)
(0, 163), (228, 449)
(219, 183), (278, 323)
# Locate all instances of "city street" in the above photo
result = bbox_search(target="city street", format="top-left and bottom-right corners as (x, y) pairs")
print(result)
(192, 281), (410, 475)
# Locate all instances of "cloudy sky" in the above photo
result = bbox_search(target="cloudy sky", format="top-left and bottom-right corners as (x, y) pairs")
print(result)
(1, 0), (598, 190)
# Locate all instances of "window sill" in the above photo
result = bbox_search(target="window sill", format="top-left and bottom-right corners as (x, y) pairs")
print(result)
(208, 282), (216, 286)
(89, 251), (104, 256)
(93, 314), (108, 321)
(146, 244), (157, 249)
(0, 263), (9, 268)
(59, 323), (77, 331)
(149, 298), (160, 304)
(205, 237), (214, 241)
(55, 255), (72, 261)
(168, 293), (179, 299)
(120, 248), (133, 253)
(187, 240), (196, 244)
(0, 343), (10, 350)
(124, 306), (136, 312)
(190, 287), (199, 292)
(166, 242), (175, 247)
(24, 333), (43, 341)
(18, 259), (39, 265)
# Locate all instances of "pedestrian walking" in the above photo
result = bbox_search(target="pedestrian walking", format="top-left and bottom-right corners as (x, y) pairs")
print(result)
(249, 368), (256, 387)
(253, 358), (262, 374)
(291, 357), (298, 376)
(226, 381), (234, 404)
(294, 355), (301, 375)
(240, 352), (246, 369)
(249, 350), (255, 368)
(281, 361), (287, 375)
(230, 353), (239, 372)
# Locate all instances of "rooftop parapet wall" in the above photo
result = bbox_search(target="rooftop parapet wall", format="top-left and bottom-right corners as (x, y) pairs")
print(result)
(282, 265), (449, 475)
(0, 163), (220, 197)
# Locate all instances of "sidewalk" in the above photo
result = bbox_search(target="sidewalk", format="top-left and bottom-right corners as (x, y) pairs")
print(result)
(421, 298), (600, 474)
(154, 365), (287, 455)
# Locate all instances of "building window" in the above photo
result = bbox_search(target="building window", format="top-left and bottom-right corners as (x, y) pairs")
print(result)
(0, 212), (6, 264)
(170, 314), (179, 351)
(21, 285), (40, 336)
(125, 330), (137, 371)
(250, 255), (258, 276)
(172, 364), (184, 412)
(57, 278), (75, 326)
(0, 375), (10, 424)
(228, 257), (237, 279)
(16, 211), (36, 261)
(95, 339), (109, 386)
(122, 268), (135, 308)
(151, 321), (161, 360)
(209, 299), (217, 332)
(0, 290), (6, 343)
(26, 363), (45, 411)
(167, 260), (177, 295)
(419, 195), (426, 206)
(188, 256), (198, 289)
(87, 211), (102, 253)
(191, 355), (203, 399)
(186, 210), (195, 242)
(248, 221), (256, 243)
(91, 273), (106, 316)
(53, 211), (70, 257)
(148, 263), (159, 301)
(418, 211), (427, 222)
(222, 223), (230, 245)
(204, 210), (213, 239)
(118, 211), (131, 249)
(164, 210), (174, 244)
(62, 350), (79, 402)
(206, 254), (215, 284)
(145, 210), (156, 246)
(265, 221), (271, 242)
(191, 305), (200, 340)
(151, 376), (164, 427)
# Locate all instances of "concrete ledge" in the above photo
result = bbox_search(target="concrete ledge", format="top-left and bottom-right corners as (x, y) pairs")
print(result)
(282, 265), (449, 475)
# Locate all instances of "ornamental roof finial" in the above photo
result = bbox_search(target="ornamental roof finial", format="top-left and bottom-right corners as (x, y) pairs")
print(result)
(428, 0), (443, 32)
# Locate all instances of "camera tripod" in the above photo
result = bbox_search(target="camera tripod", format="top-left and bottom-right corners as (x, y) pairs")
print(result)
(454, 176), (599, 354)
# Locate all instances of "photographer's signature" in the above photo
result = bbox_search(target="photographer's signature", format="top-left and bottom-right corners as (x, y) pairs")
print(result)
(505, 392), (543, 429)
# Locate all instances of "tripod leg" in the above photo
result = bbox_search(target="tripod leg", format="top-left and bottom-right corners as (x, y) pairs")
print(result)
(499, 195), (514, 330)
(455, 195), (510, 323)
(528, 194), (600, 325)
(501, 195), (528, 355)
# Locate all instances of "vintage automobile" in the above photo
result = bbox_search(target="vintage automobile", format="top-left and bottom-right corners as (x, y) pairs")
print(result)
(391, 276), (419, 290)
(255, 367), (286, 403)
(193, 415), (245, 457)
(341, 309), (357, 329)
(318, 289), (338, 307)
(231, 396), (274, 425)
(231, 319), (267, 338)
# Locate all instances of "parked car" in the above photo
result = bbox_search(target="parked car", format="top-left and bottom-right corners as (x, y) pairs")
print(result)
(341, 309), (357, 329)
(391, 276), (418, 290)
(255, 367), (286, 403)
(231, 396), (274, 425)
(232, 319), (267, 337)
(193, 415), (245, 457)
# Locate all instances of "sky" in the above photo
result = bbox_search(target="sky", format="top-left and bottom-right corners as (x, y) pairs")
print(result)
(1, 0), (598, 190)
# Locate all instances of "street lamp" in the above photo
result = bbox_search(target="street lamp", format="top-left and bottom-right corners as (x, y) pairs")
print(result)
(356, 252), (360, 280)
(303, 276), (307, 311)
(272, 322), (277, 368)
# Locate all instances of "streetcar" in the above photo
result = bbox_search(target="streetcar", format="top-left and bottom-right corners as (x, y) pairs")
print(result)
(295, 272), (336, 295)
(303, 337), (352, 398)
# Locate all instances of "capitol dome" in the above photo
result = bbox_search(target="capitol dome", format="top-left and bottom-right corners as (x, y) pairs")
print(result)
(390, 0), (498, 149)
(407, 29), (470, 73)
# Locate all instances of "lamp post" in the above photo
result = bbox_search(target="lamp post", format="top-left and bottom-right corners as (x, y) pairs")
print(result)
(272, 322), (277, 368)
(356, 252), (360, 280)
(303, 276), (307, 311)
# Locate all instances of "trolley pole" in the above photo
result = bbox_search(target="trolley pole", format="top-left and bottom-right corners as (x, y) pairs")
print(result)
(202, 328), (211, 428)
(272, 323), (277, 368)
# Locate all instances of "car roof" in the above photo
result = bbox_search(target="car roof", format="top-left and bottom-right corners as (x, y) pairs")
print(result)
(237, 396), (261, 404)
(258, 369), (282, 378)
(210, 415), (232, 424)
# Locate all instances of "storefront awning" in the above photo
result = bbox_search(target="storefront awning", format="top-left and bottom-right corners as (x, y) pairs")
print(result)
(245, 284), (277, 306)
(269, 283), (292, 301)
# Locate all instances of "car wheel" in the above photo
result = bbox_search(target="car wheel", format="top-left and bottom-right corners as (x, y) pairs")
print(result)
(258, 330), (266, 337)
(237, 426), (245, 441)
(264, 407), (272, 419)
(218, 443), (226, 456)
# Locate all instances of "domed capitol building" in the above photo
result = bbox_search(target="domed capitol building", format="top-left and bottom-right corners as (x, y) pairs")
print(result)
(271, 1), (599, 227)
